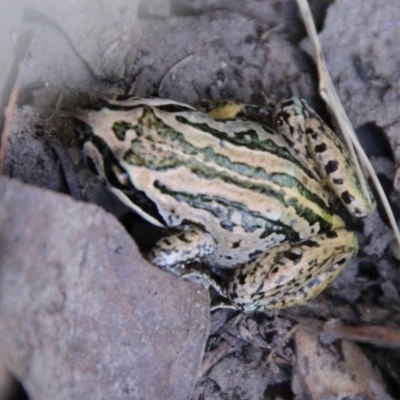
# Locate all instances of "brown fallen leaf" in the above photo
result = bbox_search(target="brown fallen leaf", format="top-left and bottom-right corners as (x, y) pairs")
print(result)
(293, 328), (392, 399)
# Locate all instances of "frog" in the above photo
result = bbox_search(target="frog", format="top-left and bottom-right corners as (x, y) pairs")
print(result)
(74, 95), (376, 312)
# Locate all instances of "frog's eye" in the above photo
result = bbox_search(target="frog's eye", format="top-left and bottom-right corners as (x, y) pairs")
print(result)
(81, 136), (129, 191)
(81, 141), (106, 179)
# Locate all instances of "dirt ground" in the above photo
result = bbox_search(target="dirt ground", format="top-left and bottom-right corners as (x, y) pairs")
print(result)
(1, 0), (400, 399)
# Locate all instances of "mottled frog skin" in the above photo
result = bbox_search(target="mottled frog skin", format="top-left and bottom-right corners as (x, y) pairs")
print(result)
(75, 95), (375, 312)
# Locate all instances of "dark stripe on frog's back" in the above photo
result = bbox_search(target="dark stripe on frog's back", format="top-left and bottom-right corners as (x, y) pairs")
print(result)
(126, 105), (296, 173)
(125, 105), (315, 178)
(174, 114), (318, 179)
(121, 106), (332, 214)
(154, 181), (302, 242)
(153, 179), (333, 236)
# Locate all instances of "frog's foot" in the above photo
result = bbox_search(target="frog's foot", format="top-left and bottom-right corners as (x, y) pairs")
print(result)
(228, 228), (359, 312)
(146, 226), (216, 269)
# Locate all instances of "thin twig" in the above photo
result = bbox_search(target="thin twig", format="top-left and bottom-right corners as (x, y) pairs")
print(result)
(322, 320), (400, 349)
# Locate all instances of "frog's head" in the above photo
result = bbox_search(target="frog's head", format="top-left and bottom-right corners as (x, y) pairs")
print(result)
(74, 103), (166, 228)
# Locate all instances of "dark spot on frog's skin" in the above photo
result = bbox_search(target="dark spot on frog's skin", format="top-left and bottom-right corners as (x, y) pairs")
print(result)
(341, 191), (355, 204)
(325, 160), (339, 174)
(232, 241), (241, 249)
(177, 233), (191, 243)
(249, 249), (263, 259)
(283, 136), (294, 148)
(281, 99), (295, 108)
(305, 274), (313, 280)
(271, 266), (279, 274)
(163, 239), (172, 246)
(307, 129), (318, 140)
(259, 230), (271, 239)
(326, 231), (338, 239)
(289, 125), (295, 135)
(301, 239), (320, 248)
(285, 251), (303, 264)
(314, 143), (327, 153)
(333, 178), (344, 185)
(237, 272), (246, 285)
(225, 255), (233, 260)
(337, 258), (347, 266)
(255, 281), (264, 294)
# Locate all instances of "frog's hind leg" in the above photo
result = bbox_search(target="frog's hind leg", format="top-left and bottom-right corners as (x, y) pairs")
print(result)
(274, 96), (376, 217)
(229, 228), (358, 312)
(146, 226), (216, 269)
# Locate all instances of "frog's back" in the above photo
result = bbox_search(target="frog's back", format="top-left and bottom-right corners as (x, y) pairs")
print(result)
(76, 98), (344, 267)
